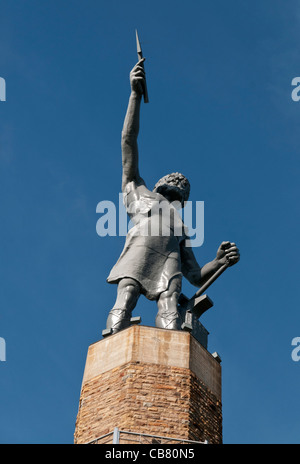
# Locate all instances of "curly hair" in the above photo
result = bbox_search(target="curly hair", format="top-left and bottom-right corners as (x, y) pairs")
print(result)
(153, 172), (190, 204)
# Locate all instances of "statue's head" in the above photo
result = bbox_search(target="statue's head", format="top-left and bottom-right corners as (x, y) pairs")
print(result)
(153, 172), (190, 207)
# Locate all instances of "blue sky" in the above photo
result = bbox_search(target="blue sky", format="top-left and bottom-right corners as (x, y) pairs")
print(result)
(0, 0), (300, 444)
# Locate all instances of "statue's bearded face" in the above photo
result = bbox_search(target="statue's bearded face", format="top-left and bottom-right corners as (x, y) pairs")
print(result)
(153, 173), (190, 207)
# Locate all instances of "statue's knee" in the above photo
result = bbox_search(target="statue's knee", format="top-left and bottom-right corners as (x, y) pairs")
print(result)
(113, 278), (140, 312)
(158, 288), (180, 305)
(119, 278), (139, 294)
(124, 284), (140, 306)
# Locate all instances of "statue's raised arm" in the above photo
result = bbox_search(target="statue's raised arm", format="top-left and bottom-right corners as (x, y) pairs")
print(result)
(121, 59), (146, 192)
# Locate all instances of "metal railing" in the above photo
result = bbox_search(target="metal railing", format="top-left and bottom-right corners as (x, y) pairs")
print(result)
(87, 427), (208, 445)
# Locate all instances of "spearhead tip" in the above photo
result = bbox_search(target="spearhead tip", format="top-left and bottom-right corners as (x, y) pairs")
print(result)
(135, 29), (142, 56)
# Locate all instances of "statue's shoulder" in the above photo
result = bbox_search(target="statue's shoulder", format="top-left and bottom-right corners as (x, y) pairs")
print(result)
(123, 178), (153, 198)
(123, 179), (159, 212)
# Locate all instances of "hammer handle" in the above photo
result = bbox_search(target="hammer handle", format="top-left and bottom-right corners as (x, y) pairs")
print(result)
(191, 263), (229, 300)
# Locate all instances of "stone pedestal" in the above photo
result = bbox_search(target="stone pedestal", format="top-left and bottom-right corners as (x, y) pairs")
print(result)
(74, 325), (222, 444)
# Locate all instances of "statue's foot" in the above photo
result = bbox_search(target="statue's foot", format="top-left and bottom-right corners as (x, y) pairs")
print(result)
(106, 308), (132, 334)
(155, 314), (181, 331)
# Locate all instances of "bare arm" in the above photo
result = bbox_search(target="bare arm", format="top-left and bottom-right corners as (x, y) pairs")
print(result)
(181, 241), (240, 287)
(121, 59), (146, 191)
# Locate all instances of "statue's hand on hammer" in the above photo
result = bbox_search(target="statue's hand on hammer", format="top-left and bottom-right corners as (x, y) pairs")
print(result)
(216, 241), (240, 267)
(130, 59), (146, 96)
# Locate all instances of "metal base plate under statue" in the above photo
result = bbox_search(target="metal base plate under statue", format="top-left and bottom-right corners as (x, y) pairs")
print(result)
(74, 324), (222, 444)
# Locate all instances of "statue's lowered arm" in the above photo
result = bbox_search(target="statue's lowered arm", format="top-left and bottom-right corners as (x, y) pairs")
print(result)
(180, 240), (239, 289)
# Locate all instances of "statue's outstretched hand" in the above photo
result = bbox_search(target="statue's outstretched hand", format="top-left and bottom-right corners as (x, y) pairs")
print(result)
(130, 59), (146, 96)
(216, 241), (240, 267)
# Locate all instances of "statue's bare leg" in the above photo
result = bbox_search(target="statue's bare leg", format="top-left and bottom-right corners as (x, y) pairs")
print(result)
(106, 278), (141, 334)
(156, 276), (181, 330)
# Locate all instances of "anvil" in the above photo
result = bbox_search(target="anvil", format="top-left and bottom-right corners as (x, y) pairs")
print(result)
(179, 262), (229, 332)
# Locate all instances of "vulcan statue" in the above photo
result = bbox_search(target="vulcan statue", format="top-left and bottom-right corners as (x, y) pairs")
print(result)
(105, 38), (240, 335)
